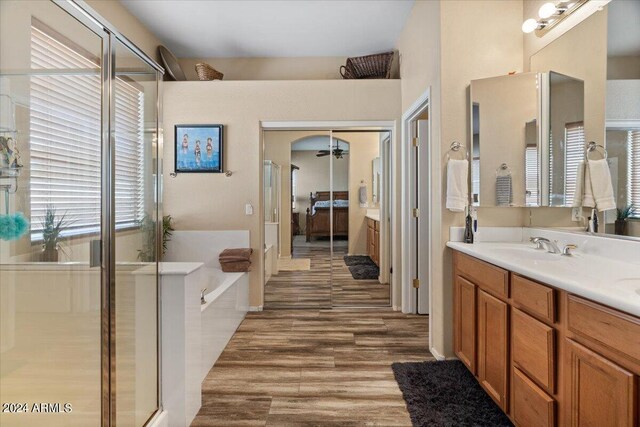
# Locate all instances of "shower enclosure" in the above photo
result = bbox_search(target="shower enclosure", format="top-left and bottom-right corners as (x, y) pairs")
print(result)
(0, 1), (163, 426)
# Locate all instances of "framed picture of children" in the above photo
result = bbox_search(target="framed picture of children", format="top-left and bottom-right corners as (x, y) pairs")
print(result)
(174, 124), (223, 173)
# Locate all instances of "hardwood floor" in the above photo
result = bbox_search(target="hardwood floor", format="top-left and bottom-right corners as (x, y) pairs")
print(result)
(265, 237), (390, 308)
(193, 309), (432, 426)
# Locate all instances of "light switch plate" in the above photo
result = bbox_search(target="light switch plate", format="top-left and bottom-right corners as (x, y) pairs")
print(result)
(245, 203), (253, 215)
(571, 207), (583, 222)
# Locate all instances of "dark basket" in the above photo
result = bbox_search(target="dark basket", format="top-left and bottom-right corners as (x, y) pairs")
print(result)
(340, 51), (394, 79)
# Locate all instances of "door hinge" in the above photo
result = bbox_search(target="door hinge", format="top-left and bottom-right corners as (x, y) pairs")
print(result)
(412, 278), (420, 289)
(412, 208), (420, 218)
(390, 267), (393, 274)
(412, 137), (419, 147)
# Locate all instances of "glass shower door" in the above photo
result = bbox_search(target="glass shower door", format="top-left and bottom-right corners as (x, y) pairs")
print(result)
(0, 2), (107, 426)
(112, 38), (160, 426)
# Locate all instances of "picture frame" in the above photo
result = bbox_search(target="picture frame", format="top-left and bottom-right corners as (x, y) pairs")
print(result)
(174, 124), (224, 173)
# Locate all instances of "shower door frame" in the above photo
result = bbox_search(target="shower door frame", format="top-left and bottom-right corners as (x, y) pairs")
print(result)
(52, 2), (165, 426)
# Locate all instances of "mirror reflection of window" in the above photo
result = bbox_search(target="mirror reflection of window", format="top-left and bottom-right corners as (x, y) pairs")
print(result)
(628, 130), (640, 217)
(525, 119), (538, 206)
(563, 122), (585, 205)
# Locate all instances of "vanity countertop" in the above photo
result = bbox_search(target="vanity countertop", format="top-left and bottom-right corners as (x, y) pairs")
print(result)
(365, 213), (380, 222)
(447, 240), (640, 317)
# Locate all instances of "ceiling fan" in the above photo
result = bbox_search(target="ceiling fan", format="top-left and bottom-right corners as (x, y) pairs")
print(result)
(316, 141), (346, 159)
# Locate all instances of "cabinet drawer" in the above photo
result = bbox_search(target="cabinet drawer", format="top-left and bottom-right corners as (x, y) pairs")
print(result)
(454, 252), (509, 298)
(567, 295), (640, 364)
(512, 367), (555, 427)
(512, 308), (555, 393)
(511, 274), (555, 323)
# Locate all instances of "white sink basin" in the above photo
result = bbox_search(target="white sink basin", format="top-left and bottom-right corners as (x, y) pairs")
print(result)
(491, 246), (560, 262)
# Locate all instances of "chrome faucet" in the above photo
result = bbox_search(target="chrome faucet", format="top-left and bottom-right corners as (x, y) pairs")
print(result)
(529, 237), (561, 254)
(561, 244), (578, 256)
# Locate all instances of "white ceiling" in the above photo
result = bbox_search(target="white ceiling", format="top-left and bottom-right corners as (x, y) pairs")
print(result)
(120, 0), (414, 58)
(292, 136), (348, 151)
(608, 0), (640, 56)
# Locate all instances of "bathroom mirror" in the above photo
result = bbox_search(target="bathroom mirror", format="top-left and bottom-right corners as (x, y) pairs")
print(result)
(528, 0), (640, 238)
(372, 156), (381, 205)
(544, 72), (585, 207)
(470, 72), (539, 207)
(470, 71), (583, 208)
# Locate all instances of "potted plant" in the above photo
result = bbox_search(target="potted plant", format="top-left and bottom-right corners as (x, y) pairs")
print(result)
(615, 204), (635, 236)
(40, 206), (73, 262)
(137, 214), (175, 262)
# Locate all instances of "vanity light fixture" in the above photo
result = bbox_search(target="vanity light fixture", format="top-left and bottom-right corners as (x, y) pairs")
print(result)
(522, 0), (587, 35)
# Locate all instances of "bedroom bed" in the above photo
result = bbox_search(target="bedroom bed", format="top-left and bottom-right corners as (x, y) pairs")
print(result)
(305, 191), (349, 242)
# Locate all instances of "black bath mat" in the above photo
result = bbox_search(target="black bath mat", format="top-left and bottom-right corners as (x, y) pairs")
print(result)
(343, 255), (376, 266)
(392, 360), (513, 427)
(348, 264), (379, 280)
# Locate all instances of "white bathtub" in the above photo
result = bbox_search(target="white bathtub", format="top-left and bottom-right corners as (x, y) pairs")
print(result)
(160, 230), (250, 427)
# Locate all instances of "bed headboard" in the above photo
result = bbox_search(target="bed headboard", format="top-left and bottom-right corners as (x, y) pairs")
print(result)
(310, 191), (349, 206)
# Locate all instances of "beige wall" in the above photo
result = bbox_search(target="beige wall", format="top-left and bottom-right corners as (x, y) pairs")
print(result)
(607, 56), (640, 80)
(437, 0), (524, 357)
(179, 56), (400, 81)
(396, 0), (524, 357)
(163, 80), (401, 307)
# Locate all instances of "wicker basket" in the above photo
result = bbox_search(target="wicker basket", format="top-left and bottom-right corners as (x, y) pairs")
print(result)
(340, 51), (394, 79)
(195, 63), (224, 81)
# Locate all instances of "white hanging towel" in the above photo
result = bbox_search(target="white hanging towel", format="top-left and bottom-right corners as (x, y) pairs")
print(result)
(359, 181), (368, 208)
(581, 161), (596, 208)
(587, 158), (615, 212)
(446, 159), (469, 212)
(572, 161), (586, 207)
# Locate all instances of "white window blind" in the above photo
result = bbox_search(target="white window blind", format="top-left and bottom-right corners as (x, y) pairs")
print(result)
(30, 25), (144, 240)
(628, 130), (640, 218)
(563, 122), (585, 205)
(291, 168), (297, 210)
(525, 146), (538, 205)
(471, 158), (480, 203)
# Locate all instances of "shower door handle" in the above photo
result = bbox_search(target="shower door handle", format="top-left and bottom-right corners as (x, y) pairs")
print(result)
(90, 239), (102, 268)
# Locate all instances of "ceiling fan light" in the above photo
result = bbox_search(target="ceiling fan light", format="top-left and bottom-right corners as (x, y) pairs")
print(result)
(538, 2), (557, 19)
(522, 18), (539, 33)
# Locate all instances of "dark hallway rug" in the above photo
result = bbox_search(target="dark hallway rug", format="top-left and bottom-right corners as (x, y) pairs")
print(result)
(347, 264), (380, 280)
(344, 255), (380, 280)
(343, 255), (376, 266)
(392, 360), (513, 427)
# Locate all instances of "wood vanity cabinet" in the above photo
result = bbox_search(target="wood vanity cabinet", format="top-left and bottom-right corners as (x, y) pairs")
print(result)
(366, 218), (379, 266)
(452, 250), (640, 427)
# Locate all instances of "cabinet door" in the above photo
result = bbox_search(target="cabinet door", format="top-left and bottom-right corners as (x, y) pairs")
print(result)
(567, 339), (636, 427)
(477, 289), (509, 411)
(454, 276), (477, 374)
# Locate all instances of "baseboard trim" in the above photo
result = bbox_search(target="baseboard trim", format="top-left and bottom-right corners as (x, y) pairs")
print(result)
(249, 305), (263, 312)
(392, 305), (401, 311)
(430, 346), (446, 361)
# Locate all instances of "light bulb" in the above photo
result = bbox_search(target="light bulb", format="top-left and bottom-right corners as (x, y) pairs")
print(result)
(538, 2), (557, 19)
(522, 18), (539, 33)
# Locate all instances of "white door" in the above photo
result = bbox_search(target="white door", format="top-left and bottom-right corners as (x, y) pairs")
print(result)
(417, 119), (430, 314)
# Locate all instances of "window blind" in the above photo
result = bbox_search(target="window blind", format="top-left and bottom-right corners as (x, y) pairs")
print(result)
(628, 130), (640, 218)
(30, 25), (144, 240)
(471, 158), (480, 203)
(525, 146), (538, 205)
(563, 122), (585, 205)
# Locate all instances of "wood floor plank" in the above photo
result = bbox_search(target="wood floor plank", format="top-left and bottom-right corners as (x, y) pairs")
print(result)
(193, 309), (432, 426)
(265, 238), (390, 308)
